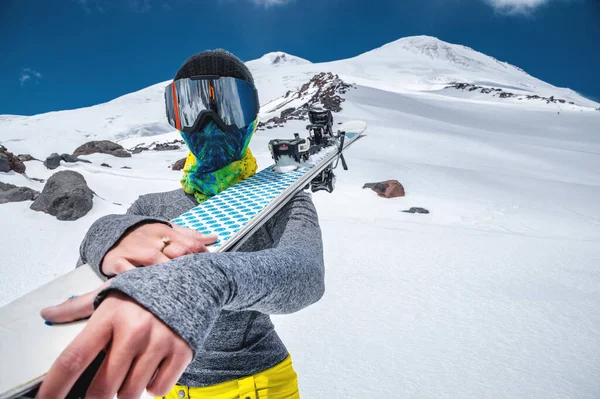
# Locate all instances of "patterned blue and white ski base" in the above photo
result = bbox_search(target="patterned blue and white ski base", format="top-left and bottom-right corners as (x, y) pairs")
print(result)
(171, 166), (306, 249)
(170, 132), (360, 250)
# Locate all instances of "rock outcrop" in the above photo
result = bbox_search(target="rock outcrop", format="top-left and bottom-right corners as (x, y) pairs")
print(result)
(258, 72), (355, 130)
(171, 158), (187, 171)
(0, 182), (39, 204)
(0, 145), (26, 174)
(130, 139), (185, 154)
(363, 180), (406, 198)
(30, 171), (94, 221)
(402, 207), (429, 214)
(44, 153), (62, 170)
(446, 83), (577, 106)
(73, 140), (131, 158)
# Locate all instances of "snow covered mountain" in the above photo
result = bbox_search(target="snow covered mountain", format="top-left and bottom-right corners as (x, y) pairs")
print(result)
(1, 36), (596, 159)
(252, 51), (312, 67)
(1, 36), (600, 399)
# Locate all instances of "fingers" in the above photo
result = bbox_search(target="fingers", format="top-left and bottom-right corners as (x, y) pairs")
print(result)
(101, 252), (137, 277)
(40, 281), (112, 324)
(173, 225), (219, 244)
(117, 346), (166, 399)
(146, 351), (192, 397)
(86, 329), (149, 399)
(101, 223), (220, 276)
(148, 249), (172, 265)
(37, 314), (113, 399)
(107, 257), (136, 276)
(38, 292), (194, 399)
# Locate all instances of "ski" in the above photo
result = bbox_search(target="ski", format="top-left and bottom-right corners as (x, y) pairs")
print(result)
(0, 112), (367, 399)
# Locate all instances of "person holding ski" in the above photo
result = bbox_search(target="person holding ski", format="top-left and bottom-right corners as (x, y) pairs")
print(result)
(38, 50), (324, 399)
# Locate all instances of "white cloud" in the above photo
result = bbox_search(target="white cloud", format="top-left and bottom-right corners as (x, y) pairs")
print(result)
(483, 0), (574, 14)
(20, 68), (42, 87)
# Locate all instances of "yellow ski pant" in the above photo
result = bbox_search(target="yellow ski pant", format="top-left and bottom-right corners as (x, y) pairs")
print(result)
(158, 355), (300, 399)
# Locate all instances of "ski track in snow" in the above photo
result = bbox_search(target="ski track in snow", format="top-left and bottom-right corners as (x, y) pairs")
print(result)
(1, 36), (600, 399)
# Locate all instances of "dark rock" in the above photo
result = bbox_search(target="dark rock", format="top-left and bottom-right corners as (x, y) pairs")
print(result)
(0, 182), (17, 191)
(120, 166), (132, 169)
(61, 153), (79, 163)
(154, 143), (180, 151)
(363, 180), (406, 198)
(76, 158), (92, 164)
(0, 186), (40, 204)
(280, 108), (296, 119)
(31, 177), (45, 183)
(171, 157), (186, 171)
(73, 140), (131, 158)
(402, 207), (430, 214)
(128, 139), (185, 154)
(0, 147), (26, 174)
(30, 170), (94, 221)
(44, 153), (62, 170)
(0, 154), (9, 173)
(267, 117), (286, 125)
(100, 163), (111, 168)
(17, 154), (37, 162)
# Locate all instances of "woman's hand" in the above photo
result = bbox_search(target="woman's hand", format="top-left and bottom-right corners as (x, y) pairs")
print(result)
(40, 280), (112, 324)
(101, 223), (217, 276)
(37, 291), (193, 399)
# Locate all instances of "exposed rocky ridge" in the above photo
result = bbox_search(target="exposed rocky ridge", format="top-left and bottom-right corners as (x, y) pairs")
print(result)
(446, 83), (577, 106)
(129, 139), (185, 154)
(258, 72), (355, 130)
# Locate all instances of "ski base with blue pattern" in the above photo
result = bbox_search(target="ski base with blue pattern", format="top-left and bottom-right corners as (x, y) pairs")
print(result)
(0, 119), (367, 399)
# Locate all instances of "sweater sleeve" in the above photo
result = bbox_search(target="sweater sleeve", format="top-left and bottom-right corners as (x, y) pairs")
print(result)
(76, 196), (172, 279)
(96, 191), (325, 355)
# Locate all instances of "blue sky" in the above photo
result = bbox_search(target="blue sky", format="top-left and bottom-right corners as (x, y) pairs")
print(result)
(1, 0), (599, 115)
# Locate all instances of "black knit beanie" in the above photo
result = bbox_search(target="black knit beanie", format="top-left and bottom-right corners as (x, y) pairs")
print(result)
(174, 49), (255, 85)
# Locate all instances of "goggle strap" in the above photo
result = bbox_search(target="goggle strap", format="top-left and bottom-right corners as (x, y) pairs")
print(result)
(171, 82), (182, 131)
(209, 82), (215, 102)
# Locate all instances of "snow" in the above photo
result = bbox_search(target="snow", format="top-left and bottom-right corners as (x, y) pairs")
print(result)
(1, 35), (599, 398)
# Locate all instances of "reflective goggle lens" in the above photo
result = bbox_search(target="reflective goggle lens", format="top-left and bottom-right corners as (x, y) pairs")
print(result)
(164, 76), (259, 133)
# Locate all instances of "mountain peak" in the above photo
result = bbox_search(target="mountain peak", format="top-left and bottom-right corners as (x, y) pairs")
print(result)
(256, 52), (312, 66)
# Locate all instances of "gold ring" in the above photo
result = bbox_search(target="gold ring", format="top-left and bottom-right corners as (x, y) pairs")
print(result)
(160, 236), (171, 252)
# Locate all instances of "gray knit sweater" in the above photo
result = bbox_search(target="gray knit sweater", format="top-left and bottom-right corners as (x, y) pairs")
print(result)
(77, 188), (324, 387)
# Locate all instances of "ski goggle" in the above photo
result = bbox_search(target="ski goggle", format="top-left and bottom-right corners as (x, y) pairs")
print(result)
(164, 75), (260, 133)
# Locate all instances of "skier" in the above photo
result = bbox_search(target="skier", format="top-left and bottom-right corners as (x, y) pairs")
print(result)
(38, 50), (325, 399)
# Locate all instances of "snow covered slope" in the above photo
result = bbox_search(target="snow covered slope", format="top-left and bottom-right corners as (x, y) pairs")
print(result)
(1, 36), (599, 399)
